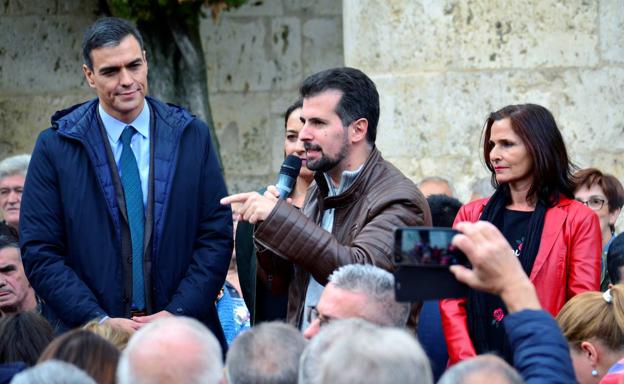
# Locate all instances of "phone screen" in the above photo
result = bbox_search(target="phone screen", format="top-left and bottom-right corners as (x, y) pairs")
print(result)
(393, 227), (470, 301)
(394, 227), (469, 267)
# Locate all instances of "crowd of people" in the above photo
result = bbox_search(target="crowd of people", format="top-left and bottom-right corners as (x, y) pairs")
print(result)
(1, 15), (624, 384)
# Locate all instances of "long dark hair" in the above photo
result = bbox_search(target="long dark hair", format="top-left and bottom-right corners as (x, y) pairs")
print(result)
(482, 104), (575, 206)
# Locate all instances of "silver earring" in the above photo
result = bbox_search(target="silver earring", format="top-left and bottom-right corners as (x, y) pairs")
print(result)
(591, 369), (599, 377)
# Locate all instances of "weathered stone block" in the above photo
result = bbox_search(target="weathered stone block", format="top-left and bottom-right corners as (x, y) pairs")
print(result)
(201, 16), (302, 92)
(0, 90), (93, 158)
(211, 92), (273, 179)
(0, 15), (93, 92)
(600, 0), (624, 62)
(344, 0), (598, 73)
(3, 0), (56, 15)
(202, 17), (273, 92)
(270, 17), (303, 89)
(302, 17), (344, 76)
(284, 0), (342, 16)
(57, 0), (98, 15)
(221, 0), (283, 17)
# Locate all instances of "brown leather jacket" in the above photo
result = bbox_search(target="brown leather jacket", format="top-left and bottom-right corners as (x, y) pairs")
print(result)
(254, 148), (431, 327)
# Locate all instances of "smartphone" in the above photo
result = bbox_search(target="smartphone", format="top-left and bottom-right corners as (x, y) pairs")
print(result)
(393, 227), (470, 301)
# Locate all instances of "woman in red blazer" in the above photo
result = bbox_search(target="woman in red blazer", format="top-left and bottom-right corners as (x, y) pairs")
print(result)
(440, 104), (602, 364)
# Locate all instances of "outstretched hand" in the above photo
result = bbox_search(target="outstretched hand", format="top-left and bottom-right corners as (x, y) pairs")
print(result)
(220, 186), (281, 224)
(450, 221), (541, 312)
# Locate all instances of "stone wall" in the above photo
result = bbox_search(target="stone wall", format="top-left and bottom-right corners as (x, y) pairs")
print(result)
(201, 0), (343, 192)
(0, 0), (344, 194)
(0, 0), (97, 157)
(344, 0), (624, 203)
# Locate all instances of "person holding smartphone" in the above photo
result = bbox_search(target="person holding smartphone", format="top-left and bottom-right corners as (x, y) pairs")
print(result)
(440, 104), (602, 364)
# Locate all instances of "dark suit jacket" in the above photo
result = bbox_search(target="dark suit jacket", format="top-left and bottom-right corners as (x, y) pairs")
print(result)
(20, 97), (232, 347)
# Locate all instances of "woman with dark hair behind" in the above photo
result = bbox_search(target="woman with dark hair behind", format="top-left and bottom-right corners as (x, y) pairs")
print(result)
(574, 168), (624, 290)
(0, 311), (53, 366)
(38, 330), (119, 384)
(441, 104), (602, 365)
(236, 99), (314, 324)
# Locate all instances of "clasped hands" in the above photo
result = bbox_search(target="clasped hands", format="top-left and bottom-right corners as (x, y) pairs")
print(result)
(220, 185), (285, 224)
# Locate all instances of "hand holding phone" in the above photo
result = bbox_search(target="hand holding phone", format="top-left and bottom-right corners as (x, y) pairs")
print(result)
(393, 227), (470, 301)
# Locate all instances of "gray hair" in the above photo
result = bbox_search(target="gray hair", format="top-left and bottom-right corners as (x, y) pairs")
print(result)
(437, 355), (523, 384)
(11, 360), (97, 384)
(226, 321), (305, 384)
(318, 322), (432, 384)
(418, 176), (454, 196)
(117, 317), (222, 384)
(299, 318), (378, 384)
(0, 154), (30, 180)
(328, 264), (410, 327)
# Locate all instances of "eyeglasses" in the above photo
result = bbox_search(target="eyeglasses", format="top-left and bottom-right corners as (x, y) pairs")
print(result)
(307, 306), (334, 327)
(575, 196), (607, 211)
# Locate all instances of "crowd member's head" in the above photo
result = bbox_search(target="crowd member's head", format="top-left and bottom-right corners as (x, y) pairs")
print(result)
(574, 168), (624, 245)
(483, 104), (575, 204)
(299, 318), (380, 384)
(298, 67), (379, 181)
(427, 194), (462, 227)
(81, 17), (147, 123)
(469, 176), (495, 202)
(303, 264), (409, 338)
(418, 176), (454, 197)
(225, 321), (305, 384)
(0, 311), (53, 366)
(117, 316), (222, 384)
(608, 233), (624, 285)
(438, 355), (523, 384)
(318, 321), (432, 384)
(82, 319), (131, 350)
(0, 154), (30, 233)
(0, 236), (36, 315)
(38, 330), (119, 384)
(11, 360), (97, 384)
(556, 284), (624, 384)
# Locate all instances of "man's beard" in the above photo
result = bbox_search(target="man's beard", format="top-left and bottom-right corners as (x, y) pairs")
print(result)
(305, 138), (349, 173)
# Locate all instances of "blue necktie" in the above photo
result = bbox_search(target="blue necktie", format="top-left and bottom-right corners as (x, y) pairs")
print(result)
(120, 126), (145, 310)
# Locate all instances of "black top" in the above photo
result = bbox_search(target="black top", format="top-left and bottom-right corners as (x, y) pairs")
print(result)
(481, 209), (532, 362)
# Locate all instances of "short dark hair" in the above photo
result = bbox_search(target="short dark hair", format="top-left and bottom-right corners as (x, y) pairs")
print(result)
(82, 17), (144, 70)
(482, 104), (575, 205)
(608, 233), (624, 284)
(300, 67), (380, 144)
(573, 168), (624, 214)
(284, 99), (303, 129)
(0, 312), (54, 366)
(0, 235), (19, 252)
(427, 195), (463, 228)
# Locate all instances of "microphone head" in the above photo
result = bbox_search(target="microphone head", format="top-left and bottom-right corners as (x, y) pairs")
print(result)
(280, 155), (302, 178)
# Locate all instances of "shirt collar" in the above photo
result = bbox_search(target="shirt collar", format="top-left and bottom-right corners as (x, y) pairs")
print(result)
(323, 165), (364, 197)
(98, 102), (150, 143)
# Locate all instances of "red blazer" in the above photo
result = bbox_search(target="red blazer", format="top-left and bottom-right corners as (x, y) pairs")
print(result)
(440, 196), (602, 364)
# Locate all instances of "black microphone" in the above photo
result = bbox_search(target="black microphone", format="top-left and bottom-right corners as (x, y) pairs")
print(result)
(275, 155), (302, 199)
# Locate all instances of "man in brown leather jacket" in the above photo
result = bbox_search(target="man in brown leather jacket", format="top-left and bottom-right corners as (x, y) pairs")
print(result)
(222, 67), (431, 330)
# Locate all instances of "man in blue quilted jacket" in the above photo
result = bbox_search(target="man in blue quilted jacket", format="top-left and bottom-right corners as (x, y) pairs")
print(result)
(19, 17), (232, 349)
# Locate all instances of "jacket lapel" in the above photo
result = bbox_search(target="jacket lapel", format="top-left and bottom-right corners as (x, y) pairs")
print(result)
(57, 101), (123, 238)
(529, 204), (567, 280)
(149, 98), (188, 256)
